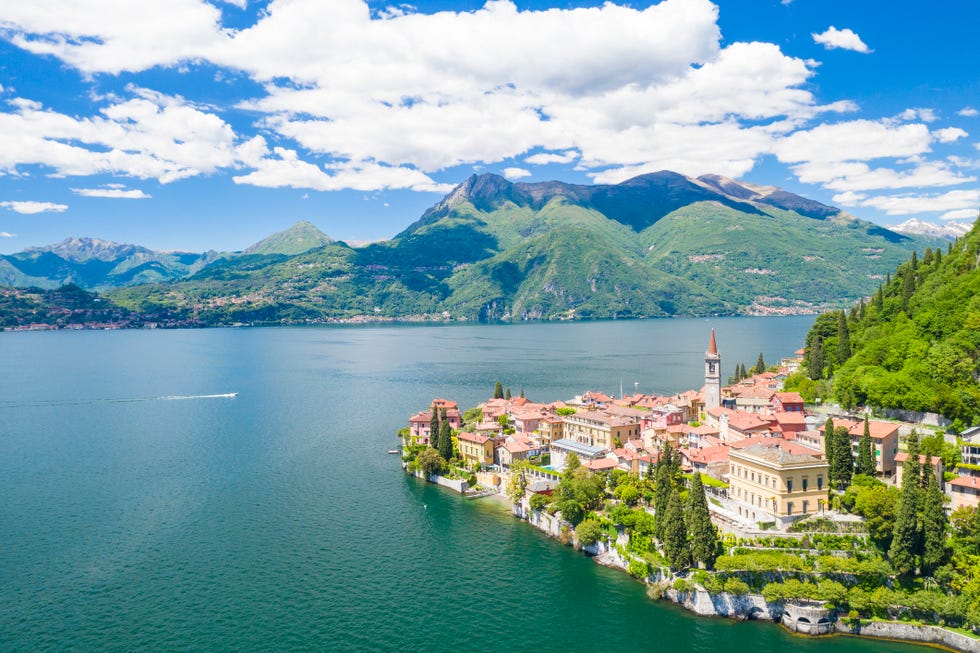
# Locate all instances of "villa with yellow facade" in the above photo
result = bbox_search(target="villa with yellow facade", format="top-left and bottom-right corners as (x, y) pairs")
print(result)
(729, 442), (829, 526)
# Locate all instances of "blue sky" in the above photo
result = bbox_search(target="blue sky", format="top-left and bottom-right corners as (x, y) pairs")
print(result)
(0, 0), (978, 254)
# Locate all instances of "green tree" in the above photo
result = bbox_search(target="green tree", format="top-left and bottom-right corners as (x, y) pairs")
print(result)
(494, 381), (503, 399)
(663, 489), (690, 571)
(429, 409), (440, 449)
(920, 469), (949, 575)
(507, 460), (528, 504)
(831, 426), (853, 490)
(754, 352), (766, 374)
(837, 310), (852, 362)
(565, 452), (581, 473)
(575, 518), (604, 547)
(857, 416), (876, 477)
(809, 337), (824, 380)
(505, 387), (512, 400)
(824, 417), (836, 478)
(853, 484), (899, 552)
(519, 387), (525, 399)
(438, 419), (453, 461)
(417, 447), (445, 477)
(686, 473), (718, 568)
(653, 443), (676, 542)
(890, 433), (922, 575)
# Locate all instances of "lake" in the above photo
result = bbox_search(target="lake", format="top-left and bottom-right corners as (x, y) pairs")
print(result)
(0, 317), (926, 651)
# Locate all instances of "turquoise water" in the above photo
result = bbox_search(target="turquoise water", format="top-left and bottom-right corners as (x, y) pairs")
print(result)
(0, 318), (928, 651)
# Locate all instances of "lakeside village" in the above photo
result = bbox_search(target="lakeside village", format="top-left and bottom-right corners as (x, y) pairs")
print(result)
(400, 330), (980, 651)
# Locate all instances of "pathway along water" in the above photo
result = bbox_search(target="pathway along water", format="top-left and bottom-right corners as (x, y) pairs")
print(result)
(0, 318), (931, 651)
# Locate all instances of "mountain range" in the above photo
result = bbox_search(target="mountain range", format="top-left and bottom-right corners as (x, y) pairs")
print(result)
(886, 218), (974, 241)
(0, 171), (947, 324)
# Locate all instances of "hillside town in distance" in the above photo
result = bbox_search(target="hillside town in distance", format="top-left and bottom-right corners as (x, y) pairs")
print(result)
(404, 329), (978, 532)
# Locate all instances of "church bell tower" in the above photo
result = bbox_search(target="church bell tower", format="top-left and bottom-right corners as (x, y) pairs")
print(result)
(704, 328), (721, 412)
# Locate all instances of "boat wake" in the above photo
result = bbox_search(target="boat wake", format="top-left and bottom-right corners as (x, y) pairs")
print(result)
(0, 392), (238, 408)
(159, 393), (238, 400)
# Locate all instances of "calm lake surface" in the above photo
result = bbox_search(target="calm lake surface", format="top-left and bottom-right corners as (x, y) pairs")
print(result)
(0, 317), (926, 651)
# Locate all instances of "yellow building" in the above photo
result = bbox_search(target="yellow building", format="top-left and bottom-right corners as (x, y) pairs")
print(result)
(729, 442), (829, 527)
(537, 418), (564, 448)
(457, 431), (495, 468)
(561, 410), (640, 449)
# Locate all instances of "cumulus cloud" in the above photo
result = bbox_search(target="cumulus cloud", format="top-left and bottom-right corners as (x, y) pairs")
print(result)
(839, 189), (980, 216)
(525, 150), (579, 165)
(1, 200), (68, 214)
(71, 186), (152, 198)
(934, 127), (968, 144)
(502, 167), (531, 180)
(812, 26), (871, 53)
(940, 208), (978, 221)
(959, 107), (980, 117)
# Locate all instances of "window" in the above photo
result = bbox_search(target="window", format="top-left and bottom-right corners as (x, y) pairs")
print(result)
(787, 502), (794, 515)
(817, 476), (823, 491)
(802, 477), (808, 491)
(802, 500), (809, 513)
(786, 478), (793, 493)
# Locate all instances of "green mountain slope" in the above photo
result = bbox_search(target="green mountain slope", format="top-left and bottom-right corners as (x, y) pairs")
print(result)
(243, 220), (334, 256)
(803, 220), (980, 425)
(0, 237), (217, 290)
(104, 171), (937, 323)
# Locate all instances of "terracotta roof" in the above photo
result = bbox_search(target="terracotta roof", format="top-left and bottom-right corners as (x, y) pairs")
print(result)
(774, 392), (804, 404)
(708, 328), (718, 355)
(730, 436), (822, 457)
(502, 441), (529, 454)
(894, 452), (942, 465)
(585, 458), (618, 471)
(681, 445), (730, 464)
(772, 411), (807, 426)
(951, 475), (980, 489)
(457, 431), (490, 444)
(733, 442), (825, 465)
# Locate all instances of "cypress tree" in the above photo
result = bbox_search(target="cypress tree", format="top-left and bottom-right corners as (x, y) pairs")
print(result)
(429, 409), (440, 449)
(519, 387), (525, 399)
(902, 268), (915, 313)
(886, 271), (891, 287)
(935, 249), (942, 266)
(857, 416), (876, 477)
(653, 443), (675, 543)
(911, 250), (918, 270)
(832, 426), (853, 490)
(755, 352), (766, 374)
(920, 468), (948, 575)
(494, 381), (503, 399)
(824, 417), (836, 475)
(438, 419), (453, 461)
(836, 310), (851, 362)
(663, 488), (690, 571)
(809, 337), (824, 380)
(923, 247), (933, 266)
(740, 363), (748, 379)
(890, 432), (922, 575)
(875, 285), (884, 312)
(686, 473), (718, 568)
(505, 387), (512, 400)
(858, 297), (866, 321)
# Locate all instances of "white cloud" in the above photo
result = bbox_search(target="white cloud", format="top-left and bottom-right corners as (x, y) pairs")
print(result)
(843, 189), (980, 216)
(525, 150), (579, 165)
(219, 0), (247, 8)
(71, 186), (151, 198)
(898, 108), (937, 123)
(959, 107), (980, 117)
(934, 127), (968, 144)
(502, 167), (531, 180)
(1, 200), (68, 214)
(940, 208), (978, 221)
(0, 231), (14, 237)
(812, 26), (871, 53)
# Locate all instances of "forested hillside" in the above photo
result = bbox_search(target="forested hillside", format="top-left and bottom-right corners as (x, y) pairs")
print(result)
(801, 218), (980, 426)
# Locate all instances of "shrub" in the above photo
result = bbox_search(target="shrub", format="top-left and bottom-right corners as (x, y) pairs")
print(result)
(529, 493), (551, 511)
(628, 558), (650, 580)
(575, 518), (605, 547)
(723, 577), (750, 596)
